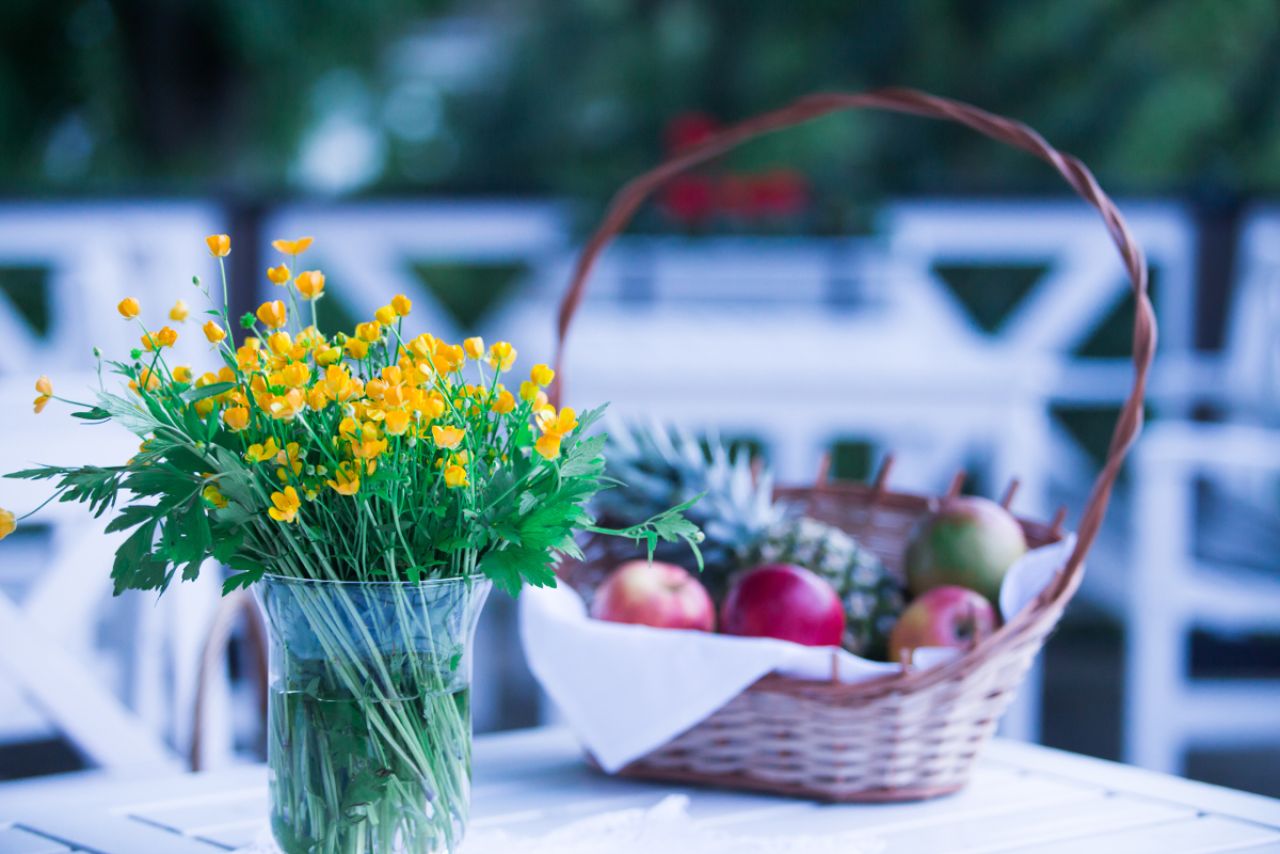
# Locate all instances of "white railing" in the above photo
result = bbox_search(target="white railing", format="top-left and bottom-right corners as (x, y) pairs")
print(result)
(5, 197), (1255, 771)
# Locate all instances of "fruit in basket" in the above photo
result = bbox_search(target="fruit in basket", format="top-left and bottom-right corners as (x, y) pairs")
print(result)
(748, 517), (905, 660)
(590, 560), (716, 631)
(595, 421), (782, 586)
(887, 585), (998, 664)
(596, 422), (904, 656)
(720, 564), (845, 647)
(904, 496), (1026, 603)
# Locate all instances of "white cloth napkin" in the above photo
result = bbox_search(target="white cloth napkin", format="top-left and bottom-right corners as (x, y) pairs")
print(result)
(520, 535), (1075, 773)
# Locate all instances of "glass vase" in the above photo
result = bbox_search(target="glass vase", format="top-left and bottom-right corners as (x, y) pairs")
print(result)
(257, 574), (491, 854)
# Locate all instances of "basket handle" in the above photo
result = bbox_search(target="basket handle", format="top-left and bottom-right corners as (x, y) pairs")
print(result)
(551, 87), (1157, 591)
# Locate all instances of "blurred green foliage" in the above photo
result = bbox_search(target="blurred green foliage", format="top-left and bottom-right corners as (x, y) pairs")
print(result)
(2, 0), (1276, 210)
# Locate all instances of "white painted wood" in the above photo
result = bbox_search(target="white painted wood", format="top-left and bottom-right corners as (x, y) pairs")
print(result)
(2, 727), (1277, 853)
(0, 202), (229, 766)
(1126, 421), (1280, 774)
(0, 826), (71, 853)
(1012, 816), (1280, 854)
(0, 593), (174, 770)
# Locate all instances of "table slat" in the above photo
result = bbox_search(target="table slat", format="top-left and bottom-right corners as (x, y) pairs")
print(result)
(1013, 815), (1280, 854)
(0, 826), (72, 853)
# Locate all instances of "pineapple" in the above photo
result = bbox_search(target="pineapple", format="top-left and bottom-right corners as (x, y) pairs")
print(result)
(595, 419), (782, 587)
(597, 419), (905, 658)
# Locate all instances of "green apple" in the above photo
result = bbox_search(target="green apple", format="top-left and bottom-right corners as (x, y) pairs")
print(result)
(904, 496), (1027, 604)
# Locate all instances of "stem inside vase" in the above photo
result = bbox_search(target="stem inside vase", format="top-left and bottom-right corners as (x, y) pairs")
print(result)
(258, 574), (490, 854)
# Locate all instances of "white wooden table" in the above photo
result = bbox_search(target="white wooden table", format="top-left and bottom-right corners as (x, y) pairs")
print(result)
(2, 727), (1278, 853)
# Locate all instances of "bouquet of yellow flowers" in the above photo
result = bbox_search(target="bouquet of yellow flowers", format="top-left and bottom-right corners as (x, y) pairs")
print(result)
(5, 234), (700, 594)
(2, 233), (700, 854)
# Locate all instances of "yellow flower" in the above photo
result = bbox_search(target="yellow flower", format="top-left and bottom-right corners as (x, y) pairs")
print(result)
(0, 507), (13, 540)
(266, 331), (294, 357)
(491, 388), (516, 414)
(202, 320), (227, 343)
(266, 389), (305, 421)
(432, 424), (465, 449)
(356, 434), (388, 460)
(407, 333), (435, 360)
(315, 346), (342, 366)
(118, 297), (140, 319)
(268, 487), (301, 523)
(245, 438), (280, 463)
(155, 326), (178, 348)
(535, 434), (561, 460)
(519, 380), (539, 402)
(530, 363), (555, 387)
(169, 300), (190, 323)
(280, 362), (310, 388)
(306, 386), (329, 410)
(271, 237), (313, 256)
(487, 341), (516, 371)
(276, 442), (303, 477)
(195, 398), (216, 418)
(223, 406), (250, 431)
(206, 234), (231, 257)
(201, 486), (228, 509)
(365, 377), (388, 400)
(384, 409), (411, 436)
(267, 264), (291, 285)
(173, 365), (193, 384)
(538, 405), (578, 438)
(356, 321), (382, 343)
(295, 270), (325, 300)
(463, 336), (485, 359)
(444, 464), (469, 488)
(236, 344), (263, 371)
(256, 300), (287, 329)
(374, 305), (396, 325)
(432, 342), (465, 373)
(32, 375), (52, 414)
(130, 368), (161, 394)
(391, 293), (412, 316)
(327, 463), (361, 496)
(344, 338), (369, 359)
(322, 365), (357, 401)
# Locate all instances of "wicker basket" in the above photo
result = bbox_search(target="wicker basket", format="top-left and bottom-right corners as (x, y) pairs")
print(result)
(548, 88), (1157, 802)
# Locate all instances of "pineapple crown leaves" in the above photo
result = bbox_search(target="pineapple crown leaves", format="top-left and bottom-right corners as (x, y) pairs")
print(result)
(597, 417), (782, 565)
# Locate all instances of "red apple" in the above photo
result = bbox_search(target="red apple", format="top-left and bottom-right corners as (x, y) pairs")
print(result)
(720, 564), (845, 647)
(591, 560), (715, 631)
(888, 585), (997, 664)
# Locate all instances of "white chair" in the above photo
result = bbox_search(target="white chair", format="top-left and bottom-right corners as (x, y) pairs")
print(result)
(0, 202), (230, 772)
(1124, 207), (1280, 774)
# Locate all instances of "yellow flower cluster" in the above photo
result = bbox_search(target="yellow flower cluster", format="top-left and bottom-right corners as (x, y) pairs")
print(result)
(37, 233), (583, 531)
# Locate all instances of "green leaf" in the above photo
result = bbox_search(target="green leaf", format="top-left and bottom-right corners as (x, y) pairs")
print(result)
(222, 568), (263, 595)
(111, 520), (168, 594)
(181, 382), (236, 403)
(104, 503), (160, 534)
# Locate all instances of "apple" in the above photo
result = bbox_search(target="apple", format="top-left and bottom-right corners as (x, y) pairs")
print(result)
(720, 564), (845, 647)
(591, 560), (715, 631)
(905, 496), (1027, 603)
(888, 585), (998, 664)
